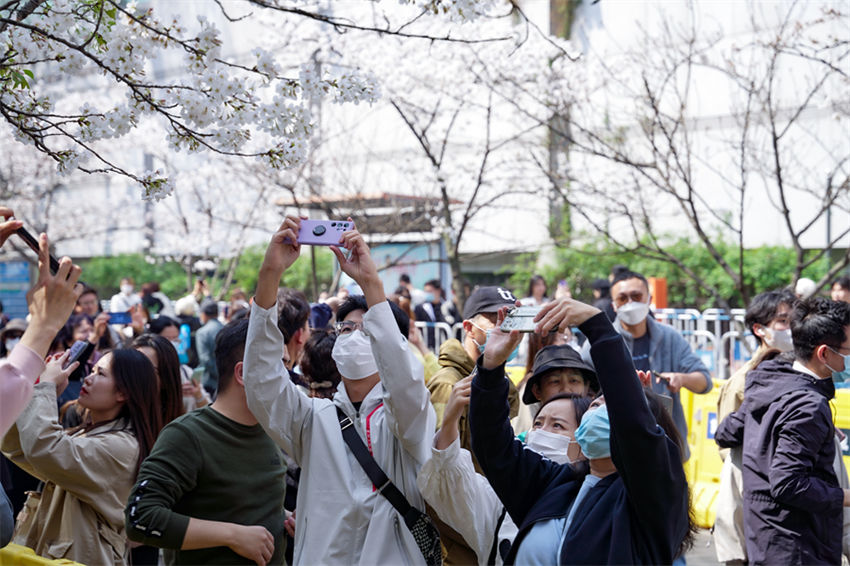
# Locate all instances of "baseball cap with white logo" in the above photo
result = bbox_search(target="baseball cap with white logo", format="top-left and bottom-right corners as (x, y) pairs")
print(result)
(462, 286), (518, 320)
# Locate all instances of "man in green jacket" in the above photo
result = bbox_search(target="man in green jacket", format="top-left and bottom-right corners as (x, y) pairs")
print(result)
(126, 319), (286, 566)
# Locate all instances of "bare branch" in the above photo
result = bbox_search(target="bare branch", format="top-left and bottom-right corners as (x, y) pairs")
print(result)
(246, 0), (513, 44)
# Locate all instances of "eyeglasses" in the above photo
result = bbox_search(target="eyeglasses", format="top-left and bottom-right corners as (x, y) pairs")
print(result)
(829, 345), (850, 354)
(613, 291), (646, 306)
(334, 320), (363, 335)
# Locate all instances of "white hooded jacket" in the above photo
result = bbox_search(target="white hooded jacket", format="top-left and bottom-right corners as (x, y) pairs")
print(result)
(244, 300), (436, 565)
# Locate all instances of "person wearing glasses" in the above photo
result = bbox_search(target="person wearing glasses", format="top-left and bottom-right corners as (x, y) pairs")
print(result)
(242, 216), (435, 565)
(582, 270), (711, 460)
(716, 297), (850, 565)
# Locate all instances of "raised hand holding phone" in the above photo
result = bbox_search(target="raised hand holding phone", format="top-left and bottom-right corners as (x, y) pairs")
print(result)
(533, 297), (601, 337)
(0, 207), (23, 247)
(21, 233), (81, 358)
(329, 224), (384, 307)
(0, 207), (60, 276)
(255, 215), (303, 310)
(295, 220), (354, 246)
(482, 306), (522, 370)
(91, 312), (110, 341)
(15, 226), (60, 275)
(329, 224), (376, 283)
(41, 351), (80, 396)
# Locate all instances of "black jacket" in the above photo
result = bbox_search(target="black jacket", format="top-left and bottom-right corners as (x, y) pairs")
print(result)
(715, 358), (843, 565)
(470, 312), (688, 565)
(415, 301), (446, 350)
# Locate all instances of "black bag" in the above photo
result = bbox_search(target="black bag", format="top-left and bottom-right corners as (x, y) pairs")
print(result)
(336, 407), (442, 566)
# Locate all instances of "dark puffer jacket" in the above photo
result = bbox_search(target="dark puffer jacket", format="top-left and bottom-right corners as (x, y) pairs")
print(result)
(715, 358), (843, 565)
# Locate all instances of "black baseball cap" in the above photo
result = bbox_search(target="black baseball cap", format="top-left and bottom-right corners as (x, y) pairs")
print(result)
(462, 286), (518, 320)
(523, 344), (598, 405)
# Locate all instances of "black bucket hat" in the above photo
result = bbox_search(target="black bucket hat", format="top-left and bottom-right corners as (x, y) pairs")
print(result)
(523, 344), (598, 405)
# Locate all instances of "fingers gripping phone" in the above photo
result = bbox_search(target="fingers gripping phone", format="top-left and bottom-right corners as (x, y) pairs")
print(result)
(295, 220), (354, 246)
(63, 340), (89, 369)
(15, 227), (60, 274)
(500, 306), (544, 333)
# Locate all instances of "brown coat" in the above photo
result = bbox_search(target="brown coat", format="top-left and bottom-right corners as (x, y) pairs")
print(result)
(1, 383), (138, 565)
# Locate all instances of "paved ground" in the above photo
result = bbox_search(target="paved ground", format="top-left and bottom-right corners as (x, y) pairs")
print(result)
(687, 529), (718, 565)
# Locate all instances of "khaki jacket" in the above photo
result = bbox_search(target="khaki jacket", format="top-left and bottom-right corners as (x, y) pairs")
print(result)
(713, 346), (770, 562)
(1, 383), (138, 566)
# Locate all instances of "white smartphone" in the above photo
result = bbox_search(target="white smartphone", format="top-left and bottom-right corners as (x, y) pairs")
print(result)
(499, 306), (544, 333)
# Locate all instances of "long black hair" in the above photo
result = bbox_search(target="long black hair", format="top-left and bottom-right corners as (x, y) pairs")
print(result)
(644, 389), (698, 558)
(527, 274), (548, 299)
(132, 333), (185, 426)
(109, 349), (163, 475)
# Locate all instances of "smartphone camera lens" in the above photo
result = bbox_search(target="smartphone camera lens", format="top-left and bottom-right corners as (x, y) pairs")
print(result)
(313, 225), (326, 236)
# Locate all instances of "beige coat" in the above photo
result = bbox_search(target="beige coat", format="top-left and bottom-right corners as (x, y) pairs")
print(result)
(1, 383), (138, 566)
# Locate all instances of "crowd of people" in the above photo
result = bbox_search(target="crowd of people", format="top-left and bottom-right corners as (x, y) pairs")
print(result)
(1, 205), (850, 566)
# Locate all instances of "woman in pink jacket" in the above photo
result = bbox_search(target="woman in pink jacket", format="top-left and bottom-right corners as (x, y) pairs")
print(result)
(0, 207), (81, 546)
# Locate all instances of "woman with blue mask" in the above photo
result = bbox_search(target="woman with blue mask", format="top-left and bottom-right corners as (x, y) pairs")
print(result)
(418, 378), (590, 565)
(469, 298), (694, 565)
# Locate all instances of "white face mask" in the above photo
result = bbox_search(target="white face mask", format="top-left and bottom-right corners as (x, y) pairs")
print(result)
(760, 327), (793, 352)
(331, 329), (378, 381)
(526, 428), (579, 465)
(5, 337), (20, 351)
(617, 301), (649, 326)
(120, 284), (134, 295)
(170, 340), (183, 352)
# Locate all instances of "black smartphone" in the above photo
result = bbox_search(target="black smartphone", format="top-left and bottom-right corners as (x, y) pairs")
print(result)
(15, 227), (60, 275)
(64, 340), (88, 369)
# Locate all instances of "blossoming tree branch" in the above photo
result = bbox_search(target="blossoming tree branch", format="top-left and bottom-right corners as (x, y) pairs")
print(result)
(0, 0), (506, 200)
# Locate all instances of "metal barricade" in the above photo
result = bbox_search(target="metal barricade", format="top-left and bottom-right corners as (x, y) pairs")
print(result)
(451, 322), (464, 342)
(678, 329), (719, 375)
(417, 307), (752, 376)
(654, 308), (701, 339)
(719, 330), (758, 379)
(653, 308), (749, 380)
(414, 321), (455, 354)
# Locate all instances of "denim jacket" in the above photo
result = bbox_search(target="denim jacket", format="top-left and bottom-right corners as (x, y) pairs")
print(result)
(582, 315), (711, 460)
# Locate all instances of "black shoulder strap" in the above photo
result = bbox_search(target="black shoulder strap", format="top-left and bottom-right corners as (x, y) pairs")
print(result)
(487, 506), (508, 565)
(336, 406), (416, 523)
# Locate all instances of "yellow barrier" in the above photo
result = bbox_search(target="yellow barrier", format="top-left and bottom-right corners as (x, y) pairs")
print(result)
(505, 364), (525, 386)
(681, 379), (850, 529)
(831, 388), (850, 473)
(680, 379), (723, 528)
(0, 544), (84, 566)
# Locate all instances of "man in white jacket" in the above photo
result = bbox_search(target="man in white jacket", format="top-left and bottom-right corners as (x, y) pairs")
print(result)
(244, 216), (436, 565)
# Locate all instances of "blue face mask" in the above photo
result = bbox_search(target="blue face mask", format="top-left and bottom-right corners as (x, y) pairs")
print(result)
(826, 348), (850, 384)
(473, 326), (519, 363)
(424, 292), (436, 303)
(575, 405), (611, 459)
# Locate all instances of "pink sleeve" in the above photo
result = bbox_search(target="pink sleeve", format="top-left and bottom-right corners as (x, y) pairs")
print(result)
(0, 344), (46, 437)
